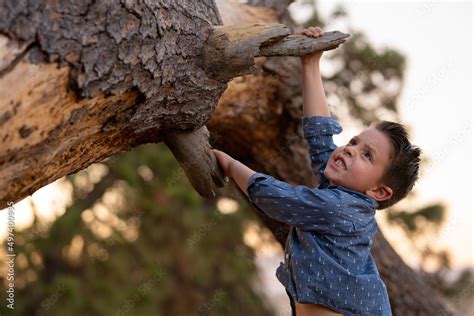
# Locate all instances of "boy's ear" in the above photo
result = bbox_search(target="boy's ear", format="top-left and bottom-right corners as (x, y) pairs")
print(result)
(365, 185), (393, 202)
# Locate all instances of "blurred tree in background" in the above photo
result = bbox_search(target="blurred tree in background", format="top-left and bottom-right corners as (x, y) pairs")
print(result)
(385, 204), (474, 312)
(0, 144), (273, 316)
(295, 1), (405, 125)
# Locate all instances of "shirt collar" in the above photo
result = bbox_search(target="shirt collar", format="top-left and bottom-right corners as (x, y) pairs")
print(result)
(327, 184), (379, 210)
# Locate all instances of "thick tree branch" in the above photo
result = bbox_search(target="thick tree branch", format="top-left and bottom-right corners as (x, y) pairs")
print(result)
(203, 24), (349, 80)
(203, 23), (290, 80)
(258, 30), (350, 56)
(0, 1), (226, 207)
(0, 0), (349, 206)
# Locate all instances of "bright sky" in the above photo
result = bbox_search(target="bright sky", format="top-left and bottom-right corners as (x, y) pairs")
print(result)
(291, 0), (473, 269)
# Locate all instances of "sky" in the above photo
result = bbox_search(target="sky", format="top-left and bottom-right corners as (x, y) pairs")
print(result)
(290, 0), (472, 269)
(0, 1), (472, 272)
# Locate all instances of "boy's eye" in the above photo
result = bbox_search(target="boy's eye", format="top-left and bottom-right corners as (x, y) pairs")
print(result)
(349, 139), (357, 145)
(364, 151), (372, 160)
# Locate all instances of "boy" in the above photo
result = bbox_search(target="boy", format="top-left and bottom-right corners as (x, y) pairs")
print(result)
(213, 26), (421, 315)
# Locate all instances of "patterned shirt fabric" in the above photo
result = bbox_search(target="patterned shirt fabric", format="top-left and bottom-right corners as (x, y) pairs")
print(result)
(246, 116), (392, 315)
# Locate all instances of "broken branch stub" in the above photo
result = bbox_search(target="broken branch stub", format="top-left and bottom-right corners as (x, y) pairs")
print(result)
(258, 31), (350, 57)
(164, 126), (228, 199)
(203, 23), (291, 80)
(203, 24), (350, 80)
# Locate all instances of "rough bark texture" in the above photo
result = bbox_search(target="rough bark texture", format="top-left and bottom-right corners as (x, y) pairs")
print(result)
(0, 0), (224, 126)
(0, 0), (346, 206)
(0, 0), (226, 206)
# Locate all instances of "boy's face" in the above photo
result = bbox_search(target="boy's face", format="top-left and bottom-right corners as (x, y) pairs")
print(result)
(324, 127), (394, 202)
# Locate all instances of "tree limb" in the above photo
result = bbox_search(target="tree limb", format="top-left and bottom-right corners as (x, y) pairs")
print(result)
(203, 24), (349, 80)
(164, 126), (227, 198)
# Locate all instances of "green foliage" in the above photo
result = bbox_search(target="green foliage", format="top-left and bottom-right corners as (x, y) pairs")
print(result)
(1, 144), (272, 316)
(386, 204), (446, 235)
(439, 268), (474, 299)
(299, 2), (406, 125)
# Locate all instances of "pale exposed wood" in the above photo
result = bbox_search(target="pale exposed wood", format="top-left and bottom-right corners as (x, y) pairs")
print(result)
(0, 49), (142, 206)
(215, 0), (279, 25)
(0, 35), (32, 74)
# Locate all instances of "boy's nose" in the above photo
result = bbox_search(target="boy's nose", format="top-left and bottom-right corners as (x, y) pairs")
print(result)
(343, 146), (356, 157)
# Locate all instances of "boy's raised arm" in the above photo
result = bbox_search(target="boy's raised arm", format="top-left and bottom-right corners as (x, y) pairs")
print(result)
(300, 26), (330, 118)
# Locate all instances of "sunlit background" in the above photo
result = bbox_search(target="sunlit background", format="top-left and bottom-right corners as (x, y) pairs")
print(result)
(286, 1), (472, 313)
(310, 0), (473, 271)
(0, 0), (472, 315)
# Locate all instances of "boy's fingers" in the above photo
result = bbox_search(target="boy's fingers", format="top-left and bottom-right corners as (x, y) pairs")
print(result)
(299, 27), (324, 38)
(213, 149), (224, 159)
(307, 26), (323, 34)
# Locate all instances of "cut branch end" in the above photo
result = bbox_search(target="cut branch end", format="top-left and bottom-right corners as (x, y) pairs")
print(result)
(203, 24), (350, 80)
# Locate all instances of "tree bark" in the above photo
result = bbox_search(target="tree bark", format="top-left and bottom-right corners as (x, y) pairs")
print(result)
(0, 0), (346, 205)
(0, 0), (225, 205)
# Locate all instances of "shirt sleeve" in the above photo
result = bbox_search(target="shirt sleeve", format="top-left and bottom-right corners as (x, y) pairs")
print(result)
(246, 172), (346, 234)
(302, 116), (342, 183)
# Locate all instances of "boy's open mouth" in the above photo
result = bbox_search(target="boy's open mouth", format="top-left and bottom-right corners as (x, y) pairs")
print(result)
(333, 156), (347, 170)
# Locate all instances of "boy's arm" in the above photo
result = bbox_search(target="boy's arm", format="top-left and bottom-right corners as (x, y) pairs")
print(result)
(300, 26), (330, 118)
(212, 149), (344, 234)
(299, 27), (342, 181)
(228, 159), (255, 196)
(213, 149), (255, 196)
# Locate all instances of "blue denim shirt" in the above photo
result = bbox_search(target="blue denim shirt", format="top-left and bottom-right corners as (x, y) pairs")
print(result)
(246, 116), (392, 315)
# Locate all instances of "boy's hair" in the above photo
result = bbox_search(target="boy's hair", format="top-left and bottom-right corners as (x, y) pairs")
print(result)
(372, 121), (421, 209)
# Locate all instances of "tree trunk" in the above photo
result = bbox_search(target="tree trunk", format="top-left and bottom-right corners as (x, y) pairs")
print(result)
(0, 0), (345, 206)
(0, 0), (452, 315)
(0, 0), (225, 205)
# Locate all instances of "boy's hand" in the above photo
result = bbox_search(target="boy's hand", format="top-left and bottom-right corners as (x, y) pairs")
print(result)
(298, 26), (325, 64)
(212, 149), (235, 177)
(300, 26), (324, 38)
